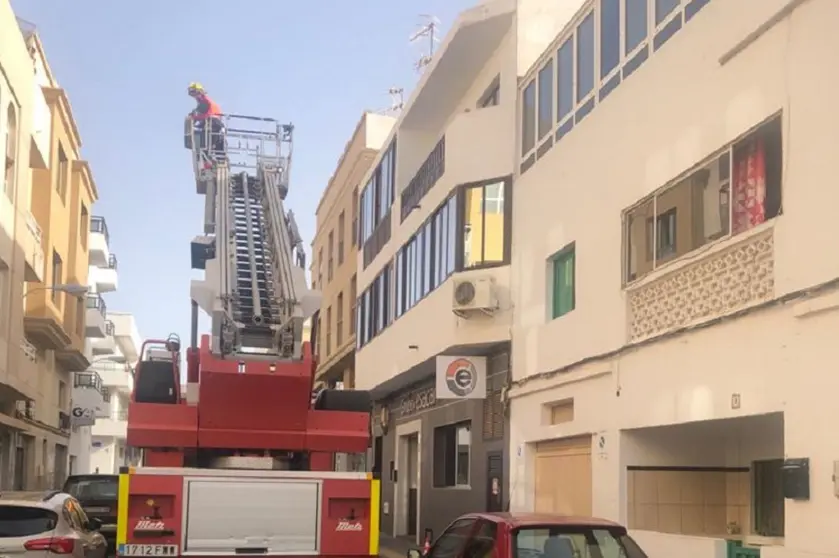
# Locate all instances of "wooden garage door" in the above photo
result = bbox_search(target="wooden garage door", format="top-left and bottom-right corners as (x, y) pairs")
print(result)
(534, 436), (592, 516)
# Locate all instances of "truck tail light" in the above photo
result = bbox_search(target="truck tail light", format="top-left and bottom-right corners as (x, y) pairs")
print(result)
(24, 537), (76, 554)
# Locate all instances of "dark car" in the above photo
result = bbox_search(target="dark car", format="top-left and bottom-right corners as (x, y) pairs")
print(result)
(62, 475), (119, 555)
(407, 512), (648, 558)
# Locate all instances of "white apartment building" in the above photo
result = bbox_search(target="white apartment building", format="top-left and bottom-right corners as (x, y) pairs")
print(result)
(354, 0), (566, 541)
(88, 309), (140, 474)
(69, 215), (118, 474)
(508, 1), (836, 558)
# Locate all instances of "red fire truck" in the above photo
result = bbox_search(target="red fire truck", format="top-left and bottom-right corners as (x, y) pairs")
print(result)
(116, 114), (377, 557)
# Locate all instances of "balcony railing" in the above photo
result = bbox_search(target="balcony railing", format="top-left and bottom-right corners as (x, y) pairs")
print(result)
(107, 254), (118, 270)
(104, 320), (115, 336)
(74, 371), (104, 393)
(90, 216), (110, 245)
(20, 338), (37, 361)
(25, 212), (42, 244)
(102, 387), (111, 403)
(400, 137), (446, 222)
(86, 293), (107, 317)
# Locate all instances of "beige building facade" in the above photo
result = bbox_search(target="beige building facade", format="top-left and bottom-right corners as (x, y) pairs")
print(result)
(312, 112), (394, 389)
(0, 6), (100, 490)
(509, 2), (836, 558)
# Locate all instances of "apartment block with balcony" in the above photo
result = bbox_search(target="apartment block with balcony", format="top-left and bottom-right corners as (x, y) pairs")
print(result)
(68, 213), (122, 474)
(0, 10), (97, 490)
(508, 2), (838, 558)
(88, 310), (140, 473)
(312, 112), (394, 390)
(353, 0), (566, 541)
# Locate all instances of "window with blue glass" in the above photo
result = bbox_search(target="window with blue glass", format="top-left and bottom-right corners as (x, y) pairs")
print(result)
(625, 0), (648, 53)
(359, 138), (397, 255)
(537, 61), (554, 140)
(557, 37), (574, 123)
(600, 0), (620, 78)
(576, 12), (595, 102)
(521, 80), (536, 155)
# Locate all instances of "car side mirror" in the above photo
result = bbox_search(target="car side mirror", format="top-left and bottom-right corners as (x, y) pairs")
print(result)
(87, 517), (102, 531)
(407, 549), (423, 558)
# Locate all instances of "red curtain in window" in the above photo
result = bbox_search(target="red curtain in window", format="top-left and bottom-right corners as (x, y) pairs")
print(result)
(732, 137), (767, 235)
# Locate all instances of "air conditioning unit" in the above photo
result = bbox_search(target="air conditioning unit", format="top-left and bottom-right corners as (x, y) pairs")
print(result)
(452, 277), (498, 317)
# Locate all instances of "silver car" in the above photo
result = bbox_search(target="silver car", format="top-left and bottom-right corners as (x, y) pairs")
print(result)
(0, 491), (107, 558)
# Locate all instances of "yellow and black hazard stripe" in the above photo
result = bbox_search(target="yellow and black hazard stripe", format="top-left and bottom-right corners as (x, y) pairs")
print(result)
(116, 466), (133, 554)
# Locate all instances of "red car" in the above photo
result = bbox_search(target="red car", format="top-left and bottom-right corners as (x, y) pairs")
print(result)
(407, 512), (648, 558)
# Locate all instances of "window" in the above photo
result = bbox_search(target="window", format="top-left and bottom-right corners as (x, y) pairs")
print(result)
(80, 205), (89, 249)
(338, 211), (345, 265)
(360, 140), (398, 246)
(576, 12), (595, 102)
(352, 187), (359, 247)
(521, 80), (536, 155)
(600, 0), (621, 78)
(537, 62), (553, 140)
(328, 231), (334, 282)
(626, 0), (648, 53)
(551, 245), (575, 319)
(463, 180), (509, 269)
(427, 519), (476, 558)
(336, 292), (344, 346)
(318, 247), (323, 289)
(513, 526), (647, 558)
(356, 263), (393, 348)
(556, 38), (574, 125)
(349, 275), (357, 335)
(625, 115), (782, 283)
(0, 505), (58, 536)
(753, 459), (784, 537)
(51, 251), (63, 303)
(655, 0), (681, 25)
(326, 306), (332, 356)
(433, 422), (471, 487)
(57, 144), (68, 201)
(462, 521), (498, 558)
(4, 103), (18, 199)
(478, 75), (500, 108)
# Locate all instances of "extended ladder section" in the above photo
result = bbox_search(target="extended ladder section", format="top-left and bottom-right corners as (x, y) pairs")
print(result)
(187, 115), (320, 359)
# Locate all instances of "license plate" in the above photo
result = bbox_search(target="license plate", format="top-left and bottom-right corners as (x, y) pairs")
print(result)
(85, 506), (110, 513)
(119, 544), (178, 556)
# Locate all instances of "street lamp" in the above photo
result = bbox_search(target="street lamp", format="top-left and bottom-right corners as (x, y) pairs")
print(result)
(23, 283), (89, 299)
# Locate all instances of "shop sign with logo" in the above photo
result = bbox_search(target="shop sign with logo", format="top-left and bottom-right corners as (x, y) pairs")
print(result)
(435, 356), (487, 400)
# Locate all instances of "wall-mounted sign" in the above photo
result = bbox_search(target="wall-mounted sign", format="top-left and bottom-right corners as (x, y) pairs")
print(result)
(435, 356), (487, 400)
(397, 386), (436, 418)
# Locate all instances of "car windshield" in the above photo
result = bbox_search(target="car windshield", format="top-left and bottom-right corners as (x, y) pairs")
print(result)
(63, 477), (118, 500)
(0, 506), (57, 537)
(512, 525), (648, 558)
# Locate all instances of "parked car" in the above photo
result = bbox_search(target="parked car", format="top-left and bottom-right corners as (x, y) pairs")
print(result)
(62, 475), (119, 555)
(0, 490), (107, 558)
(407, 512), (648, 558)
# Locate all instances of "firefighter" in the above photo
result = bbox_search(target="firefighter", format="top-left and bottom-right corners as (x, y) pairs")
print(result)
(187, 82), (225, 164)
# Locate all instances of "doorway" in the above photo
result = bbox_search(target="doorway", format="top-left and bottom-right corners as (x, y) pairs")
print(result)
(406, 434), (418, 537)
(486, 451), (503, 512)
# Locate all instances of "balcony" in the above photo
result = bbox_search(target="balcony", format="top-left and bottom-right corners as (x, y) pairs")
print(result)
(92, 410), (127, 439)
(109, 312), (141, 362)
(89, 216), (111, 268)
(85, 294), (107, 338)
(94, 359), (133, 394)
(89, 254), (118, 293)
(91, 320), (117, 355)
(19, 211), (45, 282)
(71, 371), (105, 427)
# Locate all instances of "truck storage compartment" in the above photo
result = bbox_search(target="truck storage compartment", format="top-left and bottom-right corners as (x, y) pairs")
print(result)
(184, 478), (320, 554)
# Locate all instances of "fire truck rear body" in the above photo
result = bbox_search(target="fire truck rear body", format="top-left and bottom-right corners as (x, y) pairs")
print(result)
(116, 467), (379, 557)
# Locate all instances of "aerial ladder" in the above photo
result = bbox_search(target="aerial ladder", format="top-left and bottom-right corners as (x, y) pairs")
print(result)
(117, 113), (377, 558)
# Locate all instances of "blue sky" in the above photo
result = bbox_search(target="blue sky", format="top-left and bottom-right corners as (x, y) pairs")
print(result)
(12, 0), (473, 344)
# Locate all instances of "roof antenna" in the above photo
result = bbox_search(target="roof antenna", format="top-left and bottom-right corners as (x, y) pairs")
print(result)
(376, 88), (404, 116)
(410, 14), (441, 73)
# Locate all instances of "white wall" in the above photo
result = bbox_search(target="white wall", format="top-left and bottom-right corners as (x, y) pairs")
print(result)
(69, 425), (92, 474)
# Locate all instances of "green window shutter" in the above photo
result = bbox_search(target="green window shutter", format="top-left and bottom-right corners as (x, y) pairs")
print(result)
(552, 250), (575, 319)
